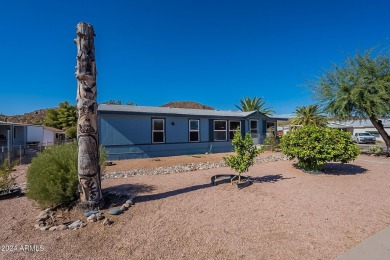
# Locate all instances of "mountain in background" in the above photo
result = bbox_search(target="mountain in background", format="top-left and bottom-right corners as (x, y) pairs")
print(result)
(1, 109), (48, 125)
(1, 101), (215, 125)
(161, 101), (214, 110)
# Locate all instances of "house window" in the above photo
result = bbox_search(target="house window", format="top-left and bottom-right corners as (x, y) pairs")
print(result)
(250, 120), (258, 137)
(152, 119), (165, 143)
(229, 121), (241, 139)
(214, 120), (227, 141)
(189, 120), (200, 142)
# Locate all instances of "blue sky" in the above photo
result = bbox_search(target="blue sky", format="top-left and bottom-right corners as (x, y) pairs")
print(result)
(1, 0), (389, 116)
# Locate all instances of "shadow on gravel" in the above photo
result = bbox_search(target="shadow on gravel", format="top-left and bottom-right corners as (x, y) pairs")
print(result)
(102, 184), (157, 208)
(136, 174), (293, 203)
(102, 183), (156, 198)
(293, 163), (367, 175)
(135, 183), (211, 203)
(251, 174), (293, 183)
(321, 163), (367, 175)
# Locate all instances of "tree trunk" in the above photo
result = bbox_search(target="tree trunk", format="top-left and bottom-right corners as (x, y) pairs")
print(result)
(368, 116), (390, 153)
(74, 22), (103, 208)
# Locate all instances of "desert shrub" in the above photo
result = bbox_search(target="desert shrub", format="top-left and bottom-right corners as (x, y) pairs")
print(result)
(280, 125), (360, 172)
(264, 132), (279, 151)
(224, 130), (264, 182)
(369, 146), (383, 153)
(0, 158), (18, 191)
(27, 142), (107, 208)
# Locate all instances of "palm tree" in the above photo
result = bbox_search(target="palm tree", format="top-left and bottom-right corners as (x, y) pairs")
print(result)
(235, 97), (274, 116)
(291, 104), (328, 127)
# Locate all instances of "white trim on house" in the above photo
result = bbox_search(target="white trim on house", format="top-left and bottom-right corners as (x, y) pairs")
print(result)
(228, 120), (241, 140)
(213, 120), (227, 141)
(189, 119), (200, 142)
(152, 118), (165, 144)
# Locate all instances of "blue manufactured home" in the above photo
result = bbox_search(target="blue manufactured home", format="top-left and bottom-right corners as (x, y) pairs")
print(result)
(98, 104), (286, 160)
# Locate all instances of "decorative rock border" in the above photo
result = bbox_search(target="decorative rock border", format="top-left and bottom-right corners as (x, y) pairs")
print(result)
(103, 155), (289, 180)
(0, 187), (22, 200)
(33, 195), (136, 231)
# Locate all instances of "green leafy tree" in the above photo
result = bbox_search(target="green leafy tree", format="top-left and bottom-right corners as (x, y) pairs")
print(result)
(66, 126), (77, 139)
(57, 101), (77, 129)
(44, 101), (77, 131)
(44, 108), (60, 129)
(235, 97), (274, 116)
(311, 48), (390, 151)
(291, 104), (328, 127)
(280, 125), (360, 172)
(224, 130), (264, 182)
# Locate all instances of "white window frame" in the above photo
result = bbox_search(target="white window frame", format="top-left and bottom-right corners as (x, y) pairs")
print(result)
(189, 119), (200, 142)
(229, 121), (241, 140)
(214, 120), (227, 141)
(250, 120), (258, 134)
(152, 118), (165, 144)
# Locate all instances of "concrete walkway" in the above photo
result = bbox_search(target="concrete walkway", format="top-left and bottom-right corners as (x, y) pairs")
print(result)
(336, 225), (390, 260)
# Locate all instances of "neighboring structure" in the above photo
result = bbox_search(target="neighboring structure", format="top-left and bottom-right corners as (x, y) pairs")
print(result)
(27, 125), (65, 146)
(328, 119), (390, 143)
(0, 121), (27, 163)
(0, 121), (28, 148)
(98, 104), (287, 160)
(0, 122), (65, 161)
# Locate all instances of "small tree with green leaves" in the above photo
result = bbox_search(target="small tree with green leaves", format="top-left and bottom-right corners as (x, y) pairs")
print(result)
(280, 125), (360, 172)
(224, 130), (264, 182)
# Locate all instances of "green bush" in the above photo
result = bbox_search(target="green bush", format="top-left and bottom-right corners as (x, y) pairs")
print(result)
(0, 158), (17, 191)
(224, 130), (264, 182)
(369, 146), (383, 153)
(280, 126), (360, 172)
(27, 142), (107, 208)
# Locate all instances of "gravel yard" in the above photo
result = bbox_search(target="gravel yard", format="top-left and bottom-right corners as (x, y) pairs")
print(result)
(1, 151), (390, 259)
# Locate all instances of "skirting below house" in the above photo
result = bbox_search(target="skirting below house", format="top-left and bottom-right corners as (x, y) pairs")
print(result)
(103, 142), (234, 160)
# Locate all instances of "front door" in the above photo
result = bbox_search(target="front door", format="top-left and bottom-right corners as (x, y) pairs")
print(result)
(250, 120), (259, 144)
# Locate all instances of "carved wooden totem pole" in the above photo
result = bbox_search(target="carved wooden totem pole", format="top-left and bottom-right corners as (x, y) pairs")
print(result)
(74, 22), (103, 207)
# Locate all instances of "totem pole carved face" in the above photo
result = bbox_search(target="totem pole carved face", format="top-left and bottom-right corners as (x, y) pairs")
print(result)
(78, 116), (97, 135)
(78, 136), (99, 177)
(77, 81), (96, 100)
(79, 177), (100, 201)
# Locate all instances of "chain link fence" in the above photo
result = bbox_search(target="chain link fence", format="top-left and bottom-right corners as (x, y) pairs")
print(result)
(0, 144), (45, 165)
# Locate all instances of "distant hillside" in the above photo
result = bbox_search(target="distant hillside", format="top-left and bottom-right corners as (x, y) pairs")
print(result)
(161, 101), (214, 110)
(1, 109), (48, 125)
(2, 101), (214, 124)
